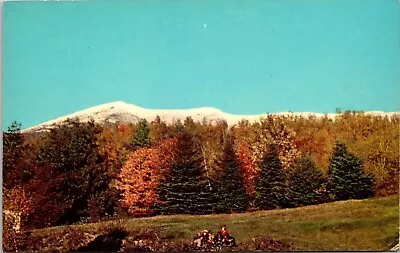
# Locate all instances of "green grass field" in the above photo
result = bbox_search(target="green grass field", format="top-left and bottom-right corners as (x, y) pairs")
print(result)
(33, 195), (399, 251)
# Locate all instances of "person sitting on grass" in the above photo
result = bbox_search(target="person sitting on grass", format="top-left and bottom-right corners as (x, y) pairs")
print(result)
(220, 225), (229, 239)
(216, 225), (235, 246)
(207, 230), (214, 244)
(194, 230), (213, 247)
(201, 230), (214, 244)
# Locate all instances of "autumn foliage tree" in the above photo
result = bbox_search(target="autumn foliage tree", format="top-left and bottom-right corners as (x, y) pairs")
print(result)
(2, 186), (32, 252)
(197, 119), (227, 179)
(236, 141), (258, 203)
(3, 186), (32, 229)
(24, 162), (67, 228)
(288, 116), (335, 171)
(93, 124), (133, 219)
(250, 116), (300, 170)
(115, 138), (177, 217)
(149, 116), (169, 143)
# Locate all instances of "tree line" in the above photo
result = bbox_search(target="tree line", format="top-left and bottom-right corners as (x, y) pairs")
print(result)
(3, 111), (398, 230)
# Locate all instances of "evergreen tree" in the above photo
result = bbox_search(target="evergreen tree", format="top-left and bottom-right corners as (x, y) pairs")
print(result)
(33, 119), (104, 226)
(130, 119), (151, 149)
(255, 144), (285, 210)
(157, 133), (213, 215)
(3, 121), (25, 188)
(284, 155), (326, 207)
(215, 130), (248, 213)
(327, 142), (374, 200)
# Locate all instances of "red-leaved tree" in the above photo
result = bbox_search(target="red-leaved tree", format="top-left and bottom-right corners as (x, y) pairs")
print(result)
(236, 141), (258, 202)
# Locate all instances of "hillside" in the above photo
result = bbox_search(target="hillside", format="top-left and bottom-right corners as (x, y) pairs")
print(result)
(22, 101), (400, 132)
(5, 104), (398, 252)
(25, 196), (399, 252)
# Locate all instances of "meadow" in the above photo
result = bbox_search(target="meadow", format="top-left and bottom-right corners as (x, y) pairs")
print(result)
(25, 195), (398, 252)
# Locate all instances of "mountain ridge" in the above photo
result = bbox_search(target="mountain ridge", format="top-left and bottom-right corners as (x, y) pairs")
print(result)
(22, 101), (399, 132)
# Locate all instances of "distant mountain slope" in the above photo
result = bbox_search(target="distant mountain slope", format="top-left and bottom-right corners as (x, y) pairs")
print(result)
(22, 101), (399, 132)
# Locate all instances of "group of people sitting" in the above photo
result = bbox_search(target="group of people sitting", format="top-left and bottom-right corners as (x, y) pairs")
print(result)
(193, 225), (236, 248)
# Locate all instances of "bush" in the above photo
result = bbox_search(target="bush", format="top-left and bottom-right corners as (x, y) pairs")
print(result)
(76, 228), (129, 252)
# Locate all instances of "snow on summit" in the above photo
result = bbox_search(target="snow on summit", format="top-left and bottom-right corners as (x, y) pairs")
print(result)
(23, 101), (399, 132)
(23, 101), (230, 132)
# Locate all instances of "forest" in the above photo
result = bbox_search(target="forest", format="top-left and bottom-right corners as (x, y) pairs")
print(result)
(3, 111), (399, 231)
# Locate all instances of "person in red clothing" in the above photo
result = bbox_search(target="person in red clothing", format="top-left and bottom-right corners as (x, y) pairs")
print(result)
(220, 225), (229, 238)
(216, 225), (236, 246)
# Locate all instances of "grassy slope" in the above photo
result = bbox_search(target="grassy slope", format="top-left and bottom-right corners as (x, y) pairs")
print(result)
(34, 196), (399, 251)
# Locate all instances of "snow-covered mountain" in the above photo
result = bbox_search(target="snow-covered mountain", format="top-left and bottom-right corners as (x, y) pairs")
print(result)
(22, 101), (399, 132)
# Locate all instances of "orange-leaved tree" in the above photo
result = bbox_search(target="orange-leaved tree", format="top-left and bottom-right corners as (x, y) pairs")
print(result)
(115, 138), (177, 217)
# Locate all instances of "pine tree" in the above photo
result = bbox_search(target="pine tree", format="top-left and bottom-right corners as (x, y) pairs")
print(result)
(327, 142), (374, 201)
(216, 130), (248, 213)
(285, 155), (326, 207)
(157, 133), (213, 215)
(255, 144), (285, 210)
(130, 119), (151, 149)
(3, 121), (25, 188)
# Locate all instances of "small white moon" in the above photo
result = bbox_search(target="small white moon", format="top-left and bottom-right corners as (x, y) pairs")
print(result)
(204, 24), (207, 28)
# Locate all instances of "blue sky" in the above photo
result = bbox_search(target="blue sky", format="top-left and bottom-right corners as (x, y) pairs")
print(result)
(3, 0), (400, 130)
